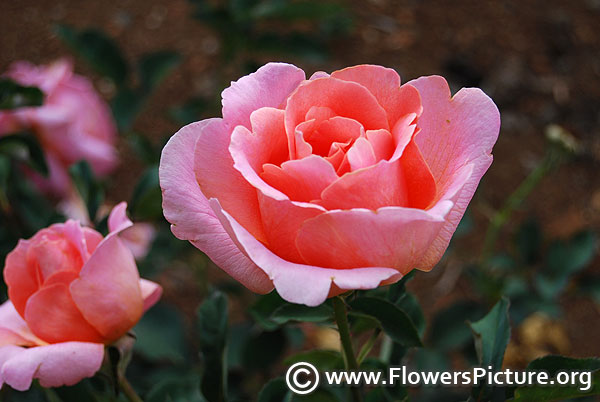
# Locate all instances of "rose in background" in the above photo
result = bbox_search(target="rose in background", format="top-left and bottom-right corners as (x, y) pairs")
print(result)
(0, 59), (118, 197)
(160, 63), (500, 306)
(0, 202), (161, 391)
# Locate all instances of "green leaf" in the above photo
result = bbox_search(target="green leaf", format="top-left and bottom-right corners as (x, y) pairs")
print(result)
(468, 297), (511, 370)
(138, 51), (181, 94)
(0, 132), (48, 176)
(284, 350), (344, 371)
(68, 160), (104, 222)
(349, 297), (422, 347)
(55, 25), (128, 85)
(537, 231), (597, 299)
(129, 166), (162, 220)
(250, 291), (289, 330)
(396, 293), (425, 337)
(546, 231), (597, 275)
(269, 303), (333, 325)
(134, 302), (188, 363)
(387, 271), (415, 303)
(0, 78), (44, 110)
(468, 299), (511, 401)
(197, 290), (229, 402)
(146, 374), (204, 402)
(429, 301), (486, 351)
(257, 377), (291, 402)
(513, 356), (600, 401)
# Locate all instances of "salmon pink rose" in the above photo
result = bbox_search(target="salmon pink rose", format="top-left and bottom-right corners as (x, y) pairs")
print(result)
(0, 59), (117, 196)
(160, 63), (500, 306)
(0, 203), (161, 390)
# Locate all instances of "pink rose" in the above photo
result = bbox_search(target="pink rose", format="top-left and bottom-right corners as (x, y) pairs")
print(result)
(160, 63), (500, 306)
(0, 59), (117, 196)
(0, 203), (161, 390)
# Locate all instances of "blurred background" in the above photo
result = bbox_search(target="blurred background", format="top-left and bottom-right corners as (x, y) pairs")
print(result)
(2, 0), (600, 400)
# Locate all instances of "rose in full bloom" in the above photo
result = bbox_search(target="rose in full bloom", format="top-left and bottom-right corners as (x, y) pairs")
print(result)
(160, 63), (500, 306)
(0, 203), (161, 390)
(0, 59), (117, 196)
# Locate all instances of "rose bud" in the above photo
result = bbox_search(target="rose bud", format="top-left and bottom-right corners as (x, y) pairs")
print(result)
(0, 202), (161, 390)
(159, 63), (500, 306)
(0, 59), (117, 197)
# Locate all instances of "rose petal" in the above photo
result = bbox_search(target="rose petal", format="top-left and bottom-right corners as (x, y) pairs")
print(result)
(318, 159), (408, 210)
(261, 155), (339, 202)
(24, 284), (104, 343)
(27, 235), (82, 282)
(296, 201), (453, 271)
(346, 137), (377, 171)
(139, 279), (162, 313)
(390, 113), (418, 161)
(3, 240), (38, 318)
(331, 65), (422, 128)
(195, 118), (267, 242)
(63, 219), (91, 261)
(400, 139), (437, 209)
(159, 119), (273, 293)
(229, 120), (290, 202)
(285, 77), (389, 148)
(209, 199), (399, 306)
(107, 201), (133, 235)
(310, 116), (364, 157)
(256, 192), (324, 263)
(408, 76), (500, 268)
(365, 129), (394, 161)
(69, 235), (142, 342)
(0, 342), (104, 391)
(83, 227), (103, 254)
(0, 302), (41, 347)
(222, 62), (305, 130)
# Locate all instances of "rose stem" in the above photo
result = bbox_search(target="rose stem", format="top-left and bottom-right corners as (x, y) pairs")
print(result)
(119, 375), (143, 402)
(332, 296), (363, 402)
(357, 328), (381, 365)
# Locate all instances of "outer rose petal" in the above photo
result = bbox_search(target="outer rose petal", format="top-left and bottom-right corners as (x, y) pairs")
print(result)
(408, 76), (500, 268)
(140, 279), (162, 313)
(107, 201), (133, 235)
(0, 302), (41, 347)
(24, 284), (104, 343)
(69, 235), (143, 342)
(3, 240), (37, 318)
(222, 62), (305, 130)
(209, 199), (399, 306)
(296, 201), (453, 272)
(159, 118), (273, 293)
(0, 342), (104, 391)
(194, 118), (267, 242)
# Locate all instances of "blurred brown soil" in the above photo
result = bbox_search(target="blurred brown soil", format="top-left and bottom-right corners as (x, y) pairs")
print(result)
(2, 0), (600, 360)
